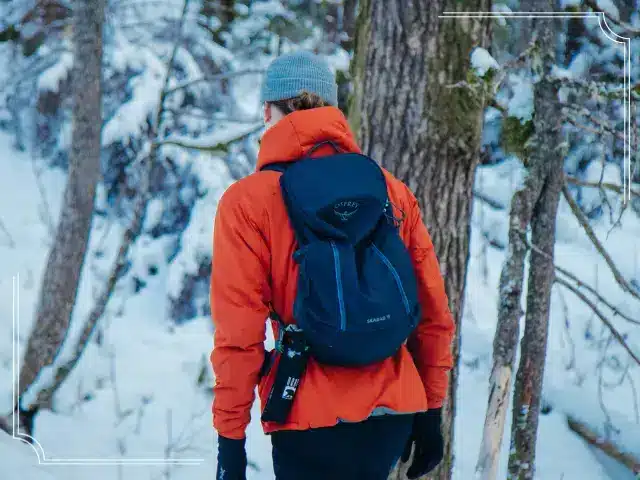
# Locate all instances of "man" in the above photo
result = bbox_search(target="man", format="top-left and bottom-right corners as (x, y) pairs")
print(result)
(211, 51), (455, 480)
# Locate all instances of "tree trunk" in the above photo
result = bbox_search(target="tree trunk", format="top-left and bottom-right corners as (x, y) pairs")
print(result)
(475, 91), (548, 480)
(507, 10), (565, 480)
(340, 0), (358, 51)
(16, 0), (105, 431)
(349, 1), (490, 478)
(508, 162), (563, 480)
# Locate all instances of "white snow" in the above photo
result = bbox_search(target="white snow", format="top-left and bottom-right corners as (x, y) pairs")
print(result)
(596, 0), (620, 20)
(491, 4), (513, 27)
(507, 75), (535, 122)
(560, 0), (582, 8)
(471, 47), (500, 77)
(0, 433), (56, 480)
(37, 52), (74, 93)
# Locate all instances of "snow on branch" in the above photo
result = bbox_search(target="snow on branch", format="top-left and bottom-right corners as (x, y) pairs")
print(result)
(159, 123), (263, 153)
(562, 182), (640, 302)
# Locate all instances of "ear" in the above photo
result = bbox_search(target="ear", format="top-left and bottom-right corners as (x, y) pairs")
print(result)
(264, 103), (272, 124)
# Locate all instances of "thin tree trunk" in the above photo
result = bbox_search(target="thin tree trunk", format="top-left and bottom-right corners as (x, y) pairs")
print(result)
(349, 2), (490, 478)
(474, 112), (547, 480)
(507, 10), (564, 480)
(476, 3), (565, 478)
(16, 0), (105, 430)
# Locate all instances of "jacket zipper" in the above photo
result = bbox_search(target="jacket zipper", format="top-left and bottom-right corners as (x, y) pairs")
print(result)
(330, 241), (347, 331)
(372, 244), (411, 315)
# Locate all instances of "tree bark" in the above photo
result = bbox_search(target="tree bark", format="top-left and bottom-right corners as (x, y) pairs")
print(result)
(507, 11), (565, 480)
(16, 0), (105, 428)
(349, 2), (490, 478)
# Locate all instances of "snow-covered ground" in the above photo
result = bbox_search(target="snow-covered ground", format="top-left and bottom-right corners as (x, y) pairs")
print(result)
(1, 122), (638, 479)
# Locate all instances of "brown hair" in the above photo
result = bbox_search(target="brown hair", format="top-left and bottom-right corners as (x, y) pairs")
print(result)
(269, 90), (329, 115)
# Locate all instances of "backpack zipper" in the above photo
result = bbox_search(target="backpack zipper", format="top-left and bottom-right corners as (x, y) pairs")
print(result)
(330, 241), (347, 331)
(372, 244), (411, 315)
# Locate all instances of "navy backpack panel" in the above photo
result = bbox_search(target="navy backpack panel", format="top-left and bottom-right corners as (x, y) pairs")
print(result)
(264, 148), (420, 366)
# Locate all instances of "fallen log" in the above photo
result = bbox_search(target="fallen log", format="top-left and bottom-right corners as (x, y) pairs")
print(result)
(567, 415), (640, 476)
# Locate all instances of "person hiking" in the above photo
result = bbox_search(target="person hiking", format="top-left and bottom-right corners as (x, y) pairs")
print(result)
(211, 51), (455, 480)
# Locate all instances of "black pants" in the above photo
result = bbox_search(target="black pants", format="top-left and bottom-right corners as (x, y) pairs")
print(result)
(271, 414), (414, 480)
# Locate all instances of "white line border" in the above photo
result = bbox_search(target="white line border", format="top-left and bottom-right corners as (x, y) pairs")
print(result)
(11, 274), (204, 466)
(439, 11), (633, 203)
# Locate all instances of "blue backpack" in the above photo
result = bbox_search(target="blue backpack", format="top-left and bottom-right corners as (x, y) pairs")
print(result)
(263, 141), (421, 367)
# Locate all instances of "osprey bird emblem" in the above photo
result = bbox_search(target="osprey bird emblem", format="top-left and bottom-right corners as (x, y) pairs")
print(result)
(333, 201), (359, 222)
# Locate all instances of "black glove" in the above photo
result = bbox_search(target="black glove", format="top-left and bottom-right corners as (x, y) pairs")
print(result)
(216, 435), (247, 480)
(401, 408), (444, 479)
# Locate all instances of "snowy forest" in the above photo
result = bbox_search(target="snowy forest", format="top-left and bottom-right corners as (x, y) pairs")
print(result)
(0, 0), (639, 479)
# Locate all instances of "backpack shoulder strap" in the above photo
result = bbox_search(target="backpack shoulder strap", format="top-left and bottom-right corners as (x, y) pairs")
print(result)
(260, 162), (290, 173)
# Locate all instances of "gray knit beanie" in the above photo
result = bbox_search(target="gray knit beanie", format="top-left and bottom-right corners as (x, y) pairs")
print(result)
(260, 51), (338, 106)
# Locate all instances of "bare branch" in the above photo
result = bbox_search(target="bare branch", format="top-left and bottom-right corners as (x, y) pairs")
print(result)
(30, 154), (56, 237)
(555, 276), (640, 366)
(165, 69), (265, 96)
(550, 76), (640, 100)
(566, 176), (640, 199)
(473, 189), (506, 210)
(562, 182), (640, 302)
(520, 231), (640, 326)
(562, 106), (625, 143)
(0, 217), (15, 248)
(583, 0), (640, 35)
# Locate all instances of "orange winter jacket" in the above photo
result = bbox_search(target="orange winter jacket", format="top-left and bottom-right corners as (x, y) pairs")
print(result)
(210, 106), (455, 440)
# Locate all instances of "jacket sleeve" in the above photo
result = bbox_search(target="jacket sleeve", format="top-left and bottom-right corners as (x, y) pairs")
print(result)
(210, 183), (271, 440)
(404, 193), (456, 409)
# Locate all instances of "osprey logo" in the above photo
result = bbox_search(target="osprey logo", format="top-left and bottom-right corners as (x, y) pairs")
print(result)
(334, 201), (359, 222)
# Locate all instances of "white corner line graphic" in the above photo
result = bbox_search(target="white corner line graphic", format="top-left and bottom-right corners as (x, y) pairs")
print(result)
(11, 274), (204, 466)
(439, 11), (633, 204)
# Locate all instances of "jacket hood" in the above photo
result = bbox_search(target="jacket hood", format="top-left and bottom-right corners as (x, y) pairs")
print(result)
(256, 106), (361, 171)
